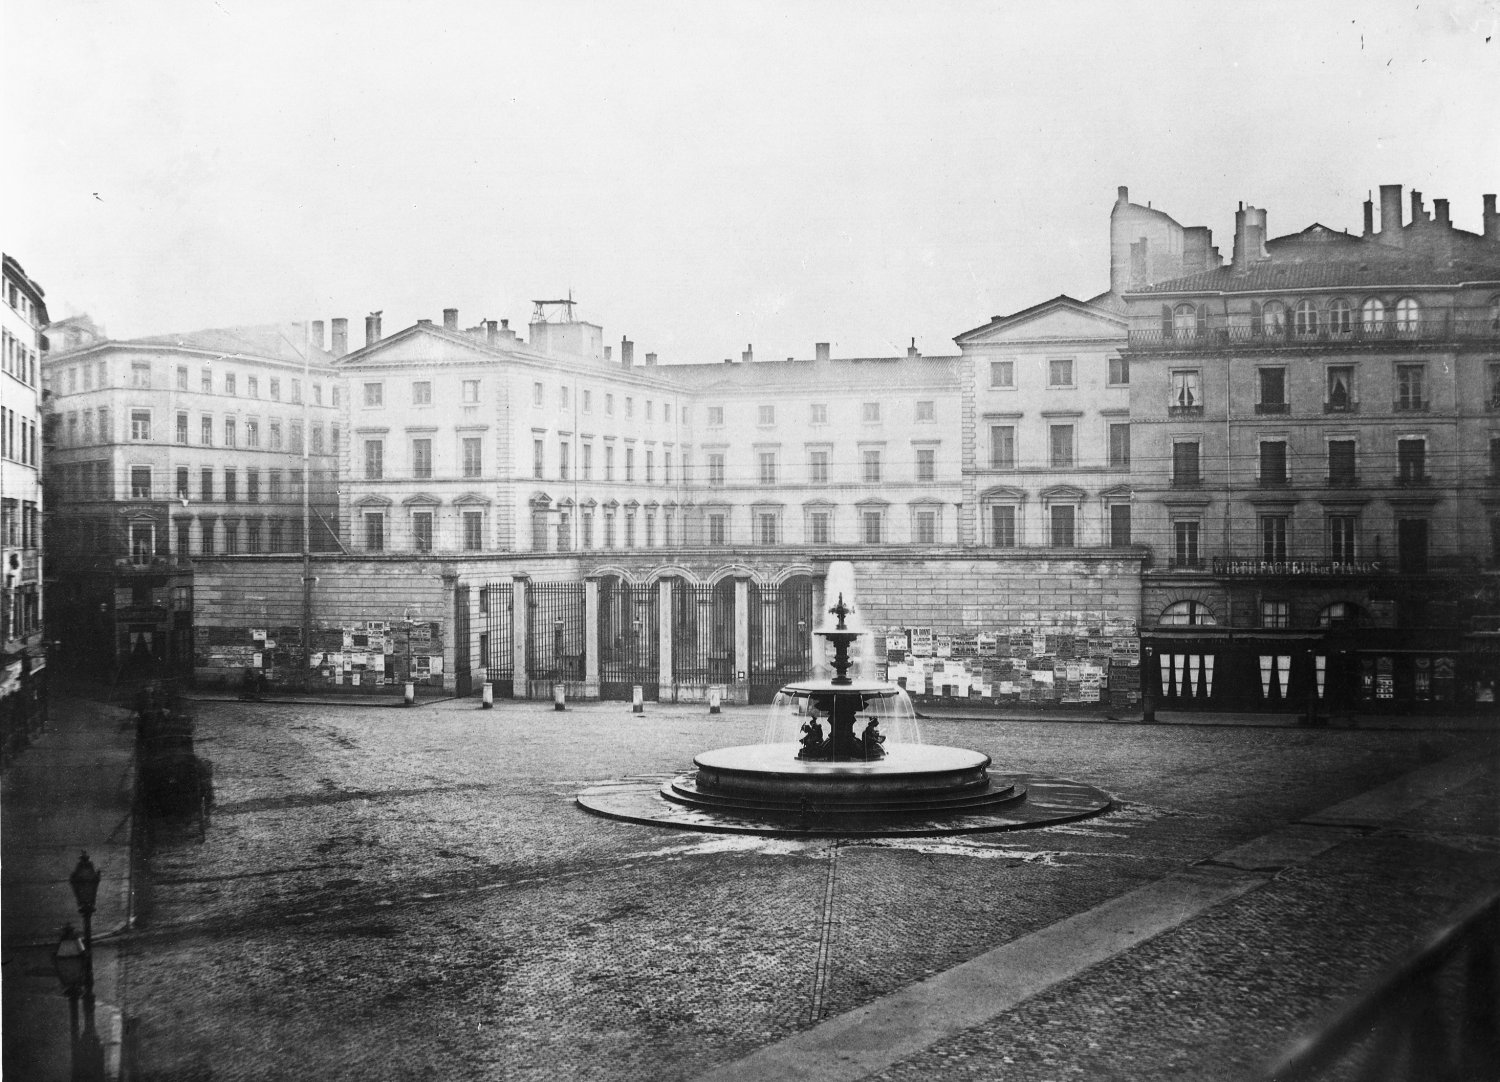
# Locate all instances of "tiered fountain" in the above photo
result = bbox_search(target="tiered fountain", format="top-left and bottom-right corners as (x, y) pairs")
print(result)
(578, 565), (1110, 836)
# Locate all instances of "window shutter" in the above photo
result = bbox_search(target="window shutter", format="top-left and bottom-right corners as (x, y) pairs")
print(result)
(1161, 305), (1172, 336)
(1196, 304), (1208, 335)
(1250, 301), (1262, 336)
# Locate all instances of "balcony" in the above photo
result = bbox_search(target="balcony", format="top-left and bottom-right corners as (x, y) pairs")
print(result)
(1167, 404), (1203, 417)
(1323, 401), (1360, 414)
(1393, 398), (1429, 413)
(1254, 402), (1289, 415)
(1126, 313), (1500, 352)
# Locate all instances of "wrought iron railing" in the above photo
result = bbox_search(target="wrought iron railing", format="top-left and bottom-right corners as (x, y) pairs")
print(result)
(1262, 890), (1500, 1082)
(1128, 316), (1500, 351)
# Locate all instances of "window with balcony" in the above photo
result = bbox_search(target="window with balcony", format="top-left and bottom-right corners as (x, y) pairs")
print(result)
(1329, 514), (1358, 562)
(1327, 439), (1357, 485)
(1396, 364), (1427, 410)
(991, 506), (1016, 547)
(1259, 441), (1288, 486)
(1049, 505), (1076, 548)
(809, 450), (829, 484)
(990, 425), (1015, 469)
(1294, 300), (1319, 337)
(1257, 368), (1287, 412)
(990, 360), (1014, 388)
(1170, 370), (1201, 413)
(1049, 424), (1075, 468)
(412, 438), (432, 479)
(1263, 301), (1287, 336)
(1171, 304), (1199, 339)
(1173, 520), (1201, 567)
(1110, 503), (1132, 547)
(1328, 298), (1353, 335)
(1360, 297), (1385, 333)
(1395, 297), (1421, 333)
(1261, 514), (1288, 561)
(915, 448), (936, 483)
(1325, 366), (1355, 413)
(1109, 423), (1131, 468)
(1172, 441), (1201, 486)
(1397, 438), (1427, 484)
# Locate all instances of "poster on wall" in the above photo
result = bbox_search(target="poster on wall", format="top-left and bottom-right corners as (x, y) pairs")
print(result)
(908, 628), (933, 657)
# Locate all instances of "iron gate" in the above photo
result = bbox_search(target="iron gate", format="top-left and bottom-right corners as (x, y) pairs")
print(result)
(599, 577), (659, 700)
(672, 581), (735, 687)
(478, 582), (514, 696)
(750, 576), (816, 704)
(528, 582), (587, 686)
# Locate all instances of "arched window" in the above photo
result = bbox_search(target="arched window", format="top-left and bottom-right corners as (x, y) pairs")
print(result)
(1262, 301), (1287, 335)
(1318, 602), (1363, 628)
(1172, 304), (1198, 338)
(1159, 600), (1217, 626)
(1488, 293), (1500, 331)
(1360, 297), (1385, 333)
(1395, 297), (1420, 333)
(1328, 298), (1352, 335)
(1294, 299), (1319, 336)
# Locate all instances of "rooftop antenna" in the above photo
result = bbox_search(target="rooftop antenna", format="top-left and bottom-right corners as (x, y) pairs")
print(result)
(530, 293), (577, 324)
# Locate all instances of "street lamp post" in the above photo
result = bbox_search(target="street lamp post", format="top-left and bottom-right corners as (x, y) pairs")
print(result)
(57, 852), (105, 1082)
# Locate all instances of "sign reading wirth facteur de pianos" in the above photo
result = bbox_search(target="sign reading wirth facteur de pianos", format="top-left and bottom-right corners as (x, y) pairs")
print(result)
(1211, 558), (1386, 577)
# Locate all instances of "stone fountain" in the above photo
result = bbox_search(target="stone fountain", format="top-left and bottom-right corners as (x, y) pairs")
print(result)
(578, 565), (1110, 836)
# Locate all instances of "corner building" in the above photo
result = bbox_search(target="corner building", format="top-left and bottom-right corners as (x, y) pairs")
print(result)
(1124, 185), (1500, 713)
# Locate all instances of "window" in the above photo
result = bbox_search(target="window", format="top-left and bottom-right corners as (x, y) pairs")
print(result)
(1263, 301), (1287, 335)
(463, 511), (483, 551)
(176, 366), (189, 390)
(915, 400), (934, 422)
(862, 402), (880, 423)
(990, 360), (1015, 388)
(1329, 515), (1358, 562)
(1492, 435), (1500, 479)
(130, 467), (152, 498)
(1109, 504), (1132, 547)
(269, 422), (282, 450)
(289, 423), (302, 453)
(1049, 425), (1074, 468)
(1360, 297), (1385, 333)
(809, 450), (829, 484)
(98, 407), (110, 442)
(269, 471), (282, 498)
(560, 441), (571, 481)
(759, 404), (775, 425)
(1173, 520), (1201, 567)
(642, 511), (652, 547)
(1257, 368), (1287, 412)
(1050, 505), (1076, 548)
(625, 398), (634, 419)
(810, 403), (828, 424)
(130, 409), (151, 440)
(663, 452), (672, 483)
(1261, 515), (1288, 561)
(365, 440), (384, 480)
(1048, 358), (1074, 387)
(643, 399), (651, 421)
(176, 467), (189, 500)
(247, 377), (259, 398)
(1398, 518), (1429, 573)
(177, 518), (191, 555)
(246, 470), (259, 503)
(1488, 362), (1500, 409)
(532, 382), (544, 406)
(269, 378), (281, 400)
(201, 468), (214, 501)
(624, 447), (635, 481)
(1328, 439), (1357, 484)
(224, 373), (236, 395)
(223, 418), (236, 448)
(200, 520), (215, 554)
(708, 453), (724, 486)
(222, 521), (239, 554)
(582, 390), (592, 413)
(707, 405), (723, 426)
(1328, 298), (1352, 335)
(559, 511), (572, 550)
(757, 513), (778, 544)
(1261, 601), (1290, 629)
(462, 437), (482, 478)
(582, 442), (593, 480)
(758, 452), (777, 485)
(914, 509), (937, 544)
(364, 512), (384, 552)
(1396, 365), (1426, 410)
(1395, 297), (1420, 333)
(1172, 441), (1200, 486)
(1108, 355), (1129, 385)
(605, 445), (615, 481)
(861, 510), (883, 543)
(915, 448), (935, 483)
(1294, 299), (1319, 337)
(412, 381), (432, 405)
(605, 394), (615, 415)
(463, 380), (479, 403)
(990, 426), (1015, 469)
(1259, 441), (1288, 485)
(1325, 366), (1354, 412)
(224, 470), (237, 503)
(131, 361), (151, 388)
(1109, 423), (1131, 468)
(810, 511), (831, 544)
(991, 506), (1016, 547)
(582, 511), (594, 549)
(1171, 304), (1199, 338)
(1318, 602), (1361, 628)
(311, 426), (322, 453)
(245, 420), (260, 448)
(862, 449), (882, 483)
(533, 439), (545, 479)
(245, 521), (263, 553)
(363, 382), (383, 407)
(412, 438), (432, 479)
(1171, 370), (1201, 412)
(1397, 438), (1426, 483)
(707, 513), (726, 546)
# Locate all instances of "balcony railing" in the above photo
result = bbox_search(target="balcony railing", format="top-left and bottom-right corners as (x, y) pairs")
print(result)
(1392, 398), (1429, 412)
(1127, 314), (1500, 351)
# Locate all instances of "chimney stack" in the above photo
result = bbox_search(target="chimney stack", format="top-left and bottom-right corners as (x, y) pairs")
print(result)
(605, 346), (612, 362)
(1116, 185), (1129, 204)
(1231, 204), (1268, 269)
(1410, 190), (1426, 224)
(1484, 194), (1499, 241)
(365, 311), (382, 347)
(1379, 184), (1404, 239)
(742, 343), (753, 364)
(815, 342), (830, 363)
(443, 308), (458, 331)
(1433, 198), (1450, 227)
(331, 318), (349, 358)
(311, 320), (325, 350)
(485, 319), (498, 344)
(907, 337), (920, 359)
(620, 337), (634, 367)
(1363, 193), (1374, 237)
(645, 352), (657, 366)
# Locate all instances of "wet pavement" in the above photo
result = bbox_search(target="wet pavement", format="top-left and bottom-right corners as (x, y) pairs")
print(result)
(44, 695), (1500, 1080)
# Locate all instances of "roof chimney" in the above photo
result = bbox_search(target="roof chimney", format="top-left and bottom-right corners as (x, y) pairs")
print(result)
(620, 337), (633, 367)
(1484, 194), (1499, 242)
(1363, 193), (1374, 237)
(605, 345), (612, 362)
(331, 318), (348, 358)
(1410, 190), (1426, 224)
(365, 311), (382, 347)
(443, 308), (458, 331)
(1433, 198), (1450, 227)
(311, 320), (325, 350)
(485, 319), (498, 344)
(815, 342), (830, 363)
(1379, 184), (1404, 239)
(645, 352), (657, 366)
(1116, 185), (1129, 204)
(1231, 204), (1268, 269)
(907, 337), (920, 359)
(742, 343), (753, 364)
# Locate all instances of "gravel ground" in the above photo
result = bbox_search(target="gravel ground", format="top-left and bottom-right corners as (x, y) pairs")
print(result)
(122, 699), (1500, 1081)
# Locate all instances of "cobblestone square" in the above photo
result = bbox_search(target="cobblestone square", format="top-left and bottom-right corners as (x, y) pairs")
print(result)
(122, 698), (1500, 1081)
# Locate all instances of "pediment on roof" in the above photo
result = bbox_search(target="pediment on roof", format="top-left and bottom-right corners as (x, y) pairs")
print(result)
(336, 323), (519, 369)
(955, 295), (1126, 347)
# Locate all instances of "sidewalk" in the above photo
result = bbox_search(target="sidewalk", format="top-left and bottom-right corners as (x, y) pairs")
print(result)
(2, 687), (137, 1082)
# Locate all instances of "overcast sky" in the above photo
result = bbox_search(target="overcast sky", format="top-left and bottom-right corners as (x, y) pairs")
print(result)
(3, 0), (1497, 363)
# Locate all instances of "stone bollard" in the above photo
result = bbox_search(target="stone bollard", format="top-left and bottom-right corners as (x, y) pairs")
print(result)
(554, 682), (566, 712)
(632, 685), (644, 714)
(708, 685), (722, 715)
(404, 681), (415, 706)
(482, 682), (494, 709)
